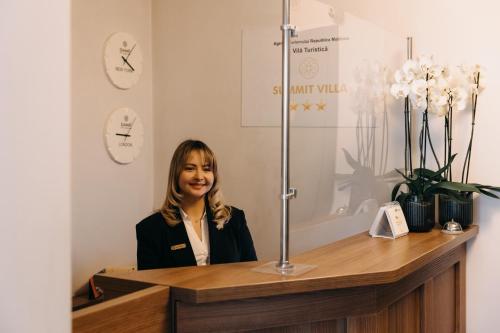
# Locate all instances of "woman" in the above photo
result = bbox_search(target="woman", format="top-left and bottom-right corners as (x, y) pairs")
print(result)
(136, 139), (257, 270)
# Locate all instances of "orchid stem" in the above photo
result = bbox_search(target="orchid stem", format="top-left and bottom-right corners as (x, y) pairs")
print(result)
(462, 72), (480, 183)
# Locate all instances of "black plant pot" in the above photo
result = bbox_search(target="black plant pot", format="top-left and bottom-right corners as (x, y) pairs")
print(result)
(402, 196), (435, 232)
(439, 194), (473, 228)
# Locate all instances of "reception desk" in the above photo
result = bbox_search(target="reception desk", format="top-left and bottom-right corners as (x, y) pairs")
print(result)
(73, 225), (477, 332)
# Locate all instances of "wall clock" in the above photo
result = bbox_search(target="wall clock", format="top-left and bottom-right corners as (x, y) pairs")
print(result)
(103, 32), (143, 89)
(105, 107), (144, 164)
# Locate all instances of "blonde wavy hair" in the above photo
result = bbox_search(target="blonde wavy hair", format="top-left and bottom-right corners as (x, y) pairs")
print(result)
(160, 140), (231, 229)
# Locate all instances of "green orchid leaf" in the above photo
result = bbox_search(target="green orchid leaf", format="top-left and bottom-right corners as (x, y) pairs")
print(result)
(396, 193), (410, 206)
(423, 183), (434, 193)
(392, 181), (406, 201)
(394, 168), (414, 181)
(430, 154), (457, 178)
(471, 184), (500, 192)
(429, 181), (481, 193)
(407, 181), (419, 194)
(439, 190), (471, 202)
(414, 168), (447, 181)
(478, 188), (500, 199)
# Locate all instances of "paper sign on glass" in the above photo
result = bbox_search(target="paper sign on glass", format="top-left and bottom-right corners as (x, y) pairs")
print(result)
(369, 202), (409, 239)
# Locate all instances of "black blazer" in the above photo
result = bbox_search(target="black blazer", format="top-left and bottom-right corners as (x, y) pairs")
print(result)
(136, 206), (257, 270)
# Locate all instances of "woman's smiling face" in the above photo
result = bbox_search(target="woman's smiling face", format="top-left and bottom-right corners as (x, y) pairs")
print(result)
(178, 150), (214, 201)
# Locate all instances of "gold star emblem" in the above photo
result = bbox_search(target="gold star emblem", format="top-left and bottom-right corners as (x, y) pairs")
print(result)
(303, 101), (311, 111)
(316, 102), (326, 111)
(290, 102), (298, 112)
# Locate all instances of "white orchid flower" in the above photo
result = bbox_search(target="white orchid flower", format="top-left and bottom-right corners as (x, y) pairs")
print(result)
(459, 64), (483, 83)
(441, 66), (451, 79)
(390, 57), (480, 110)
(458, 64), (474, 83)
(470, 67), (486, 94)
(394, 69), (414, 84)
(428, 86), (448, 115)
(418, 55), (434, 73)
(429, 64), (444, 78)
(470, 82), (485, 95)
(441, 66), (464, 87)
(402, 59), (419, 80)
(435, 77), (450, 91)
(455, 87), (468, 100)
(430, 104), (448, 117)
(430, 89), (448, 107)
(450, 87), (468, 111)
(403, 59), (418, 74)
(394, 70), (404, 83)
(390, 83), (409, 99)
(411, 95), (427, 112)
(410, 79), (427, 97)
(427, 78), (437, 89)
(460, 64), (480, 75)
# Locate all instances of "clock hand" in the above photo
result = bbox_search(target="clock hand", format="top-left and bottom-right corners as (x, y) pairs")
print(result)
(115, 133), (131, 137)
(121, 43), (137, 66)
(121, 56), (135, 71)
(123, 117), (137, 142)
(125, 44), (136, 61)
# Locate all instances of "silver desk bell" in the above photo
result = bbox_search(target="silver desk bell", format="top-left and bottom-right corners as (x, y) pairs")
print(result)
(441, 219), (464, 235)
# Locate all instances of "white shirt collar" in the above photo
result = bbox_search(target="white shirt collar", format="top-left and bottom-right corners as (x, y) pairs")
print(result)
(179, 208), (210, 266)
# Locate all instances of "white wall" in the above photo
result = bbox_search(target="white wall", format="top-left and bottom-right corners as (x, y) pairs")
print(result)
(71, 0), (154, 292)
(0, 0), (71, 332)
(322, 0), (500, 330)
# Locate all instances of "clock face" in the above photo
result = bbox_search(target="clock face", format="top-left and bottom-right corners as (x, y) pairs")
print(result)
(105, 108), (144, 164)
(104, 32), (143, 89)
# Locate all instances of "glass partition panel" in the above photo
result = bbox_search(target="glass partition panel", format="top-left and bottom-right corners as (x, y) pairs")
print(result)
(240, 1), (406, 257)
(288, 6), (406, 255)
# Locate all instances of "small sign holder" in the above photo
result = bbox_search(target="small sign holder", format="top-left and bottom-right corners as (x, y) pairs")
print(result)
(369, 202), (409, 239)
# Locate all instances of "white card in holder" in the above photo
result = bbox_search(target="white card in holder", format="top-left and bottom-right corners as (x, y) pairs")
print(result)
(369, 202), (409, 239)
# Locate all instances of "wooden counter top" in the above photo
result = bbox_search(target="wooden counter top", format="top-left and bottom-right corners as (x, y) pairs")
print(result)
(100, 225), (477, 304)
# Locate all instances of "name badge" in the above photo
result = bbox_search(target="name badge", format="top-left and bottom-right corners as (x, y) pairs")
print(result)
(171, 243), (187, 251)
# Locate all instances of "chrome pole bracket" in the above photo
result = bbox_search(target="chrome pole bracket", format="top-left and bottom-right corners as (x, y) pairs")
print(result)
(281, 24), (298, 37)
(281, 187), (297, 200)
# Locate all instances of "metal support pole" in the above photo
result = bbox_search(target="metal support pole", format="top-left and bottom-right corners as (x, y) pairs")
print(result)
(277, 0), (296, 274)
(407, 37), (413, 60)
(405, 37), (413, 175)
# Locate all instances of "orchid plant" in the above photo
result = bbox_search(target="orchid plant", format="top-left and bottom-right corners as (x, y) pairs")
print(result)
(428, 66), (468, 181)
(391, 55), (444, 177)
(390, 56), (500, 201)
(459, 65), (484, 183)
